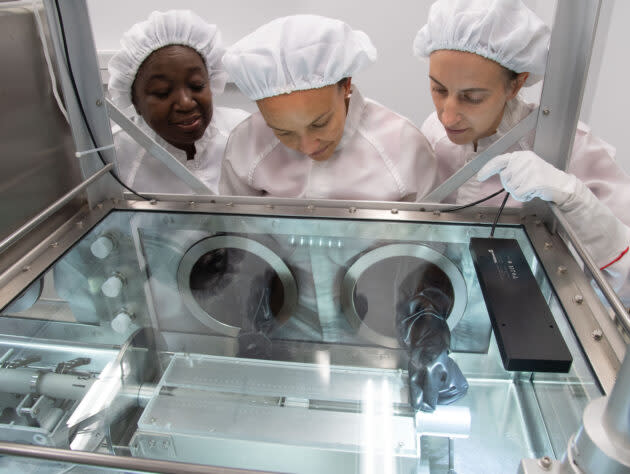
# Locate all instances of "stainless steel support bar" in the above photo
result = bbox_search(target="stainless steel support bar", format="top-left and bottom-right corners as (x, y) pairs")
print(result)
(0, 163), (113, 255)
(602, 346), (630, 448)
(423, 109), (538, 203)
(0, 368), (94, 400)
(550, 204), (630, 335)
(106, 99), (212, 194)
(0, 441), (265, 474)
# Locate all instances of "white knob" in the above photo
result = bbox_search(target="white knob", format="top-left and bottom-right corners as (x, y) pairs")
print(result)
(101, 275), (123, 298)
(91, 236), (114, 259)
(111, 311), (134, 334)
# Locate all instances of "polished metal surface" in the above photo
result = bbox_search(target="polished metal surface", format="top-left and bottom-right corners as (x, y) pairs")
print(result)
(0, 202), (113, 311)
(177, 235), (298, 337)
(533, 0), (602, 172)
(524, 213), (624, 394)
(0, 4), (82, 243)
(106, 99), (211, 194)
(602, 346), (630, 451)
(550, 204), (630, 337)
(42, 0), (121, 205)
(0, 441), (267, 474)
(341, 243), (466, 348)
(424, 110), (538, 203)
(0, 163), (113, 256)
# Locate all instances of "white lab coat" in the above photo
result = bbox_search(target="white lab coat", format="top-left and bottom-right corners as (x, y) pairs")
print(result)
(421, 97), (630, 303)
(114, 106), (249, 194)
(219, 87), (438, 201)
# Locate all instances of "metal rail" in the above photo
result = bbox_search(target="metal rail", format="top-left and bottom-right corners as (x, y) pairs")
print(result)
(0, 163), (113, 255)
(0, 441), (267, 474)
(550, 204), (630, 336)
(106, 99), (212, 194)
(423, 110), (538, 203)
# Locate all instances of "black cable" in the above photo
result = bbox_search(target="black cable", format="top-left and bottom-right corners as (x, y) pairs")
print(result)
(441, 188), (505, 213)
(490, 192), (510, 237)
(54, 0), (149, 201)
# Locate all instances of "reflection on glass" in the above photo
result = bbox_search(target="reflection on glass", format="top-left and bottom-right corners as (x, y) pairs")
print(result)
(0, 210), (602, 473)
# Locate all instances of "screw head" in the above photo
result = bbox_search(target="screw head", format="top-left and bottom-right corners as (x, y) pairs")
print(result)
(50, 242), (59, 248)
(433, 209), (441, 216)
(22, 266), (30, 272)
(391, 208), (399, 214)
(96, 99), (103, 107)
(574, 294), (584, 304)
(557, 265), (567, 274)
(307, 204), (315, 211)
(149, 199), (157, 205)
(592, 328), (603, 341)
(544, 241), (553, 249)
(538, 456), (552, 469)
(349, 207), (357, 213)
(542, 107), (551, 116)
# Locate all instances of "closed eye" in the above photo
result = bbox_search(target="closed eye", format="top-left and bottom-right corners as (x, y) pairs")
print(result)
(311, 119), (330, 129)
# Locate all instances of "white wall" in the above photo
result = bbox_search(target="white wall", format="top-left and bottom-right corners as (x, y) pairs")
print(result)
(87, 0), (630, 174)
(580, 0), (630, 174)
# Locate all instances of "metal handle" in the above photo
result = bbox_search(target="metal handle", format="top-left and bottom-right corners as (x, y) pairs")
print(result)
(0, 163), (113, 255)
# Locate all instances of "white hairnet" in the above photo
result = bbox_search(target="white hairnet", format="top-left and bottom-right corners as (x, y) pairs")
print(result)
(108, 10), (228, 110)
(413, 0), (550, 86)
(222, 15), (377, 101)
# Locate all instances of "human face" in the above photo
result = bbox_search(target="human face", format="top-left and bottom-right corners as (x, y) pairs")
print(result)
(429, 50), (525, 146)
(256, 80), (352, 161)
(132, 45), (212, 151)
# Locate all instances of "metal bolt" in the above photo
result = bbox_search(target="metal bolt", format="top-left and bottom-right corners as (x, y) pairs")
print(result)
(398, 441), (405, 448)
(535, 219), (543, 226)
(189, 201), (196, 207)
(32, 408), (39, 415)
(538, 456), (552, 470)
(50, 242), (59, 248)
(149, 199), (157, 205)
(433, 209), (441, 216)
(76, 221), (84, 228)
(544, 242), (553, 249)
(542, 107), (550, 116)
(96, 202), (104, 210)
(592, 328), (603, 341)
(226, 202), (233, 207)
(150, 417), (156, 423)
(22, 266), (30, 272)
(391, 208), (399, 214)
(557, 265), (567, 274)
(96, 99), (103, 107)
(574, 294), (584, 304)
(307, 204), (315, 211)
(266, 204), (274, 209)
(348, 207), (357, 213)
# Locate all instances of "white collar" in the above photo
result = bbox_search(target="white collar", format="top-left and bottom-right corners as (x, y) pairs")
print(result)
(475, 98), (533, 153)
(136, 114), (218, 163)
(336, 85), (366, 150)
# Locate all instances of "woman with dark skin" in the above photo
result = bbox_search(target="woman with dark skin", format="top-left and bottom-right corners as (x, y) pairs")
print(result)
(108, 10), (248, 194)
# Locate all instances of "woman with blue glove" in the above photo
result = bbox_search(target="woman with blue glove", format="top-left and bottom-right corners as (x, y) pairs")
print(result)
(414, 0), (630, 301)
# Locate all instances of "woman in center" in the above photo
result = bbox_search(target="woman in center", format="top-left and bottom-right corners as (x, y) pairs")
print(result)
(220, 14), (438, 200)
